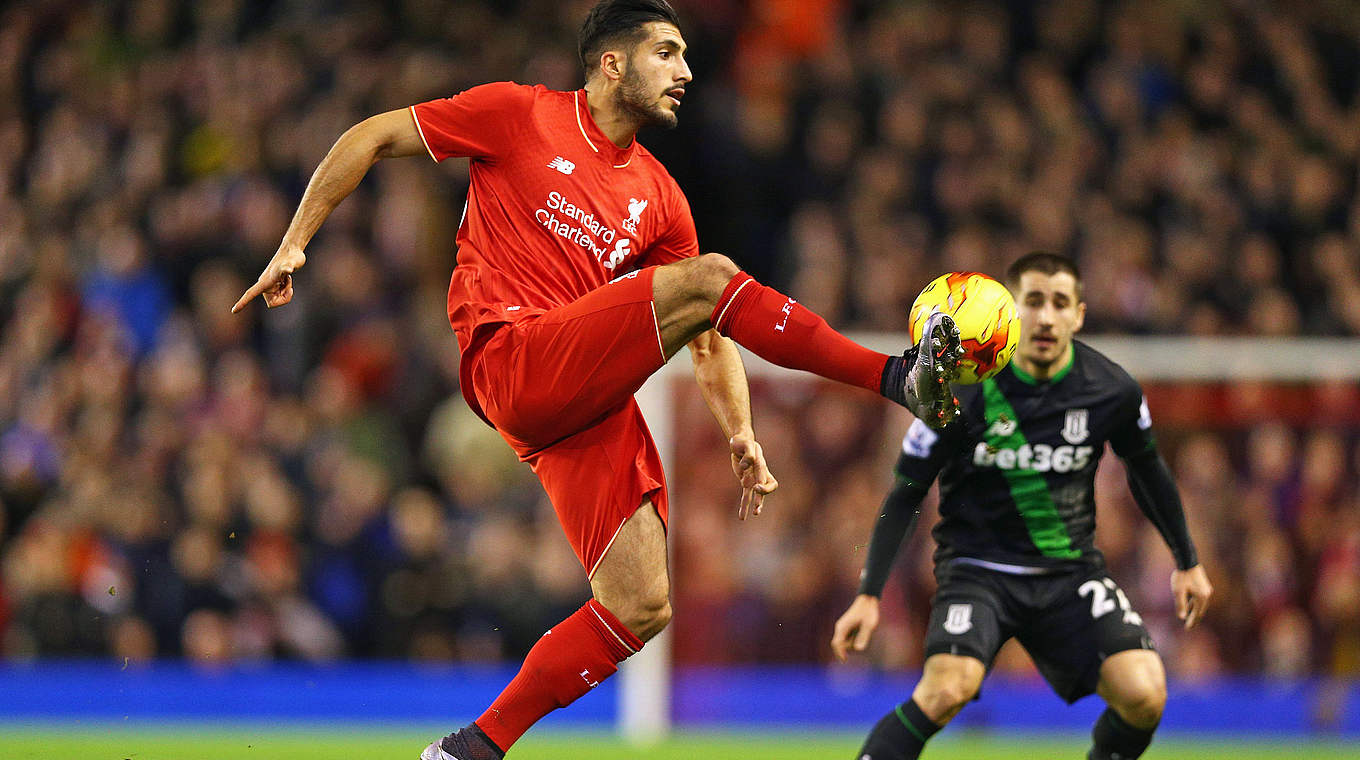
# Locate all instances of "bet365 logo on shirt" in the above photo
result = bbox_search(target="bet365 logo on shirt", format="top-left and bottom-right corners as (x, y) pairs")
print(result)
(972, 442), (1095, 473)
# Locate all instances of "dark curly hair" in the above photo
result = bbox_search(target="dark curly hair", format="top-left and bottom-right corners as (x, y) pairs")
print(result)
(578, 0), (681, 76)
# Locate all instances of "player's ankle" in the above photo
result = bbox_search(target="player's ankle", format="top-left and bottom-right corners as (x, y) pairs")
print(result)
(857, 699), (940, 760)
(880, 354), (911, 407)
(1089, 706), (1156, 759)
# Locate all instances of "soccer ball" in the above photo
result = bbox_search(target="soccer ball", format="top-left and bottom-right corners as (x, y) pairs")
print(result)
(908, 271), (1020, 384)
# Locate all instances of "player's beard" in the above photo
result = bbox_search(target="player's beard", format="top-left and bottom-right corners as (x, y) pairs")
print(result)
(616, 65), (677, 130)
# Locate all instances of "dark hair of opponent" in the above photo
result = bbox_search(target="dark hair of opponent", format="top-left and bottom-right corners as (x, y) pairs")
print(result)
(1006, 251), (1083, 299)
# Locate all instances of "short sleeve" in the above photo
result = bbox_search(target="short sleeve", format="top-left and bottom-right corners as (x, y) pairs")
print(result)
(409, 82), (533, 163)
(894, 418), (963, 489)
(1110, 377), (1156, 458)
(639, 184), (699, 266)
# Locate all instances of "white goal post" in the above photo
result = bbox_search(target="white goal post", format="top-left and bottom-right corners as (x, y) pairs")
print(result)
(622, 334), (1360, 742)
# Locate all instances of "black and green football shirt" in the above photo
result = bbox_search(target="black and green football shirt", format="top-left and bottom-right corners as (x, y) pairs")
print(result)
(896, 340), (1156, 570)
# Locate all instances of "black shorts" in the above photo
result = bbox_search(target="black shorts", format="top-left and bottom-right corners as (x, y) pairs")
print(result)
(924, 561), (1156, 703)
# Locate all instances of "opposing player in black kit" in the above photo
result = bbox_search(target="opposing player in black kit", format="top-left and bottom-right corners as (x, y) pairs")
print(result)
(831, 253), (1213, 760)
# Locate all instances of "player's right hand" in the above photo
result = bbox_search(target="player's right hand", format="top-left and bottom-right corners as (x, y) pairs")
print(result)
(1172, 564), (1213, 629)
(831, 594), (881, 662)
(729, 433), (777, 520)
(233, 242), (307, 313)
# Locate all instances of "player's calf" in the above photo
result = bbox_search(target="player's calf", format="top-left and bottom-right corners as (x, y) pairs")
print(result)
(661, 257), (964, 421)
(1097, 649), (1166, 729)
(1088, 684), (1163, 759)
(698, 265), (928, 402)
(420, 599), (644, 757)
(1088, 707), (1157, 760)
(588, 502), (673, 641)
(856, 699), (941, 760)
(1089, 650), (1165, 760)
(857, 655), (980, 760)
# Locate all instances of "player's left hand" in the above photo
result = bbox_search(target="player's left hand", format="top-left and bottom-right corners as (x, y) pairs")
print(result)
(1171, 564), (1213, 629)
(729, 433), (777, 520)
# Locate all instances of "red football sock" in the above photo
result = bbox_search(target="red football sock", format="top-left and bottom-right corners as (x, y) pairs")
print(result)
(710, 272), (888, 393)
(474, 599), (642, 752)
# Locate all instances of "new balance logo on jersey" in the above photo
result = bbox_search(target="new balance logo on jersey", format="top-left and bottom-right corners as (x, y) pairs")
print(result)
(622, 197), (648, 233)
(547, 156), (575, 175)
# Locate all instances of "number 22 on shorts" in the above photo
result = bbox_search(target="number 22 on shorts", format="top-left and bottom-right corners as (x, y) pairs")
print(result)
(1078, 577), (1143, 625)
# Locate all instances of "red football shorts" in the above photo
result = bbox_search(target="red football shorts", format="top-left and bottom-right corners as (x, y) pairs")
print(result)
(464, 267), (670, 577)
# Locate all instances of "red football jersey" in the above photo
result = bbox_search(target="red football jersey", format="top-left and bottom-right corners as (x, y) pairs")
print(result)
(409, 82), (700, 352)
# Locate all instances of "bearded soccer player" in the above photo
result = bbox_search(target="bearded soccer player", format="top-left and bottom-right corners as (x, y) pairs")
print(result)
(831, 253), (1214, 760)
(232, 1), (961, 758)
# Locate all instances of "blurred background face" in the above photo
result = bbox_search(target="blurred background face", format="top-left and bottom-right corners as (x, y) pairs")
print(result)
(1012, 269), (1086, 373)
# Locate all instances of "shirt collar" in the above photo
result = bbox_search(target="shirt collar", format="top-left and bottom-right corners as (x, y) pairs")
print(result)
(574, 89), (637, 169)
(1010, 348), (1075, 386)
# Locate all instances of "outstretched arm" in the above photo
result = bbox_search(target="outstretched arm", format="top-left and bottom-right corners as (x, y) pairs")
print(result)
(830, 476), (928, 661)
(1123, 448), (1213, 628)
(233, 108), (428, 312)
(689, 329), (778, 520)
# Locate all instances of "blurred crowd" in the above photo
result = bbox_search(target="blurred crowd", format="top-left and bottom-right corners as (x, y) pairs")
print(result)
(0, 0), (1357, 677)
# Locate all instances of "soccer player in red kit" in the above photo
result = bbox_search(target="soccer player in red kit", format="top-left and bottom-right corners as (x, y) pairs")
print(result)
(233, 2), (961, 757)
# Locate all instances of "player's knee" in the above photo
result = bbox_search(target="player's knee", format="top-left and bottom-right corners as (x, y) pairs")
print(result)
(1118, 679), (1166, 727)
(673, 253), (740, 299)
(648, 599), (674, 637)
(937, 680), (980, 713)
(624, 596), (672, 642)
(1103, 652), (1167, 727)
(917, 675), (980, 719)
(696, 252), (740, 281)
(1108, 671), (1166, 727)
(606, 588), (671, 642)
(915, 655), (984, 722)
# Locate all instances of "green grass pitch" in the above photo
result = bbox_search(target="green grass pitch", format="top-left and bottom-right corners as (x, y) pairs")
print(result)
(1, 726), (1356, 759)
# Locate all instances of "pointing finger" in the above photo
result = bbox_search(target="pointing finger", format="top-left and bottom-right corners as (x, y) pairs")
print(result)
(232, 280), (268, 313)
